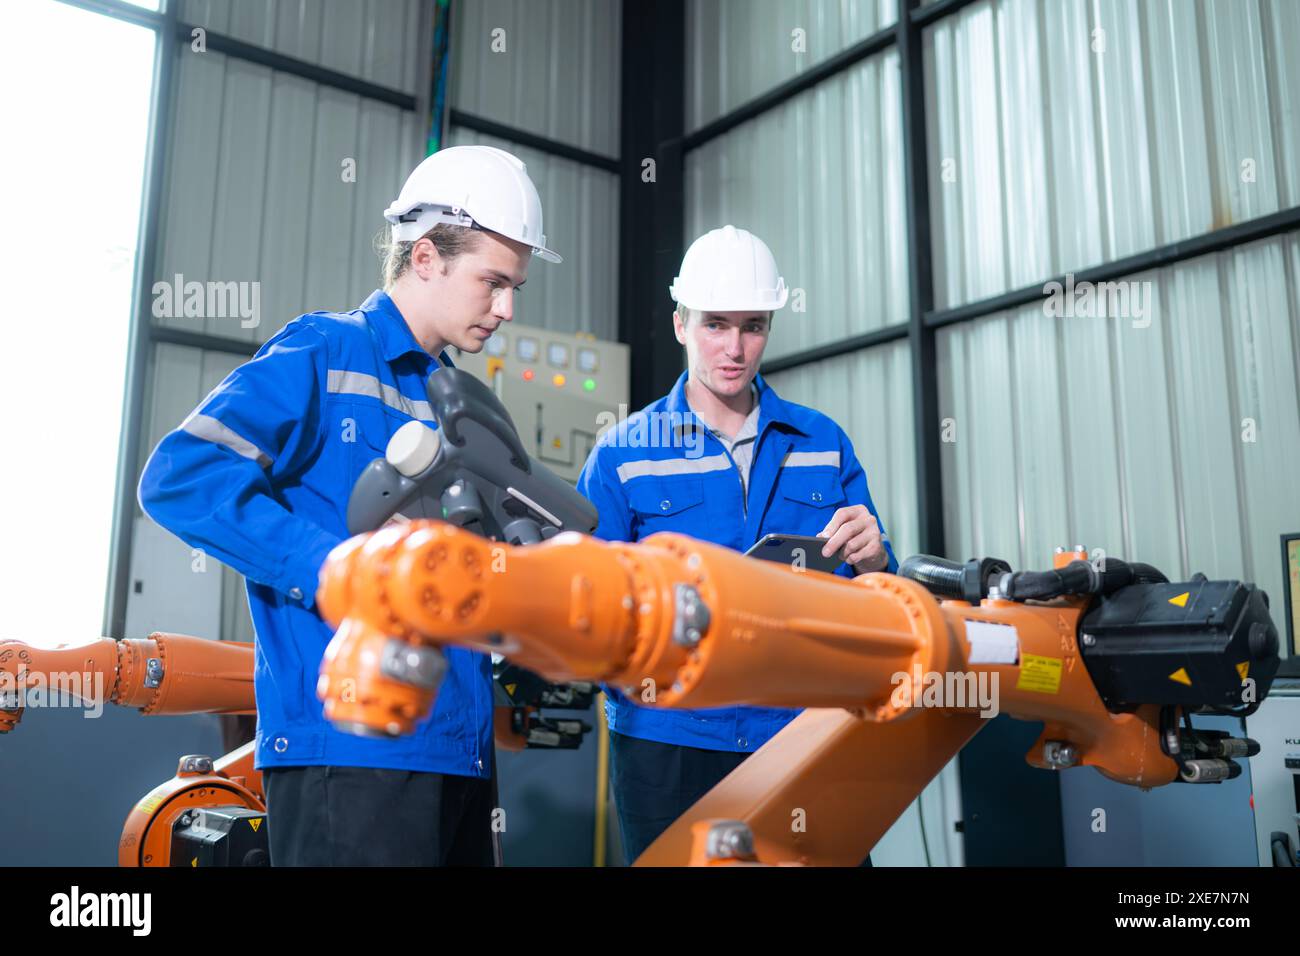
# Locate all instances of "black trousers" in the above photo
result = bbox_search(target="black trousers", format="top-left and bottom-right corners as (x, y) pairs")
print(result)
(263, 765), (496, 866)
(609, 731), (874, 866)
(609, 731), (748, 862)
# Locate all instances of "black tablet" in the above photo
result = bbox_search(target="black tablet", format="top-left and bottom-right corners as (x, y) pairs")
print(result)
(745, 533), (844, 574)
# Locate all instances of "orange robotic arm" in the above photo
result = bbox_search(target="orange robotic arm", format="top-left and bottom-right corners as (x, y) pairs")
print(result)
(315, 521), (1276, 864)
(0, 633), (267, 865)
(0, 632), (256, 733)
(2, 628), (569, 864)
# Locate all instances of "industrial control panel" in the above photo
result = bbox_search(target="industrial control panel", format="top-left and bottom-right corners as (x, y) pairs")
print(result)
(452, 323), (630, 483)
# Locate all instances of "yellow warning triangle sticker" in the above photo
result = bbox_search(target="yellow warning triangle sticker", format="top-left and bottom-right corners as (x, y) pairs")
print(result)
(249, 817), (262, 832)
(505, 683), (517, 697)
(1169, 667), (1192, 686)
(191, 857), (198, 867)
(1168, 591), (1189, 607)
(1236, 661), (1250, 681)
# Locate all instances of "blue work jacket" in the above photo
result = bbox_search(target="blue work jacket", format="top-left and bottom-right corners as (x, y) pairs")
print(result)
(138, 290), (493, 777)
(576, 370), (898, 753)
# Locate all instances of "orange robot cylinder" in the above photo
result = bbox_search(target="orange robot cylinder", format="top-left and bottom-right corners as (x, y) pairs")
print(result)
(318, 522), (949, 714)
(0, 633), (254, 734)
(315, 519), (1175, 792)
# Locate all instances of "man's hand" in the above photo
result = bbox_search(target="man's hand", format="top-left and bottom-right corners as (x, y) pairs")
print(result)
(818, 505), (888, 574)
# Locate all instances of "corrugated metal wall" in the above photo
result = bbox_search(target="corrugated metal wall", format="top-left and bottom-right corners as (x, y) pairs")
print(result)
(450, 0), (620, 157)
(939, 232), (1300, 634)
(767, 341), (917, 559)
(155, 50), (424, 343)
(686, 49), (908, 361)
(139, 345), (256, 640)
(180, 0), (426, 96)
(928, 0), (1300, 640)
(687, 0), (898, 131)
(926, 0), (1300, 309)
(448, 0), (621, 340)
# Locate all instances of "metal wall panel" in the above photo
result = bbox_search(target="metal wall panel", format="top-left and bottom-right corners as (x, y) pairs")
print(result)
(686, 51), (907, 361)
(938, 233), (1300, 638)
(447, 126), (619, 341)
(181, 0), (424, 95)
(450, 0), (621, 158)
(686, 0), (899, 132)
(1268, 0), (1300, 214)
(766, 341), (917, 571)
(135, 344), (255, 642)
(154, 50), (424, 344)
(926, 0), (1300, 310)
(135, 346), (239, 496)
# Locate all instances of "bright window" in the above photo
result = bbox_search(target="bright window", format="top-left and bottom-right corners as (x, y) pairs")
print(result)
(0, 1), (156, 648)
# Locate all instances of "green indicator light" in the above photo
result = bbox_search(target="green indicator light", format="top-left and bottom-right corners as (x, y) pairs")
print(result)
(584, 378), (596, 392)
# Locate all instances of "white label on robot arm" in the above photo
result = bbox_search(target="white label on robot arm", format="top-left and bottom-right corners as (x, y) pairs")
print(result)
(964, 620), (1020, 665)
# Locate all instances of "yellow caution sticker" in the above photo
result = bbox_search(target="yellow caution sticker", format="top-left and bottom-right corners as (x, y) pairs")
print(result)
(249, 817), (262, 832)
(134, 793), (164, 816)
(505, 683), (517, 697)
(1168, 591), (1189, 608)
(1017, 654), (1063, 694)
(191, 857), (198, 867)
(1236, 661), (1249, 681)
(1169, 667), (1192, 686)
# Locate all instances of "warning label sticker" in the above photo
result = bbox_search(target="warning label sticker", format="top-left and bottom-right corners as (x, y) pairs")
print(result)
(1017, 653), (1063, 694)
(134, 793), (165, 816)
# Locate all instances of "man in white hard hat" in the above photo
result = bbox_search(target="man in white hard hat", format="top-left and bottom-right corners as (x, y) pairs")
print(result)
(139, 145), (560, 865)
(577, 225), (897, 863)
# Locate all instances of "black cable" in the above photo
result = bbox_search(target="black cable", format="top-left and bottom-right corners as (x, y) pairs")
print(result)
(1127, 562), (1169, 584)
(897, 554), (965, 599)
(916, 793), (932, 867)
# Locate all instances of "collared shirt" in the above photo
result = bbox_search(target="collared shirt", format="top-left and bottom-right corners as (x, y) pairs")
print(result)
(686, 383), (761, 500)
(138, 290), (494, 777)
(576, 369), (897, 753)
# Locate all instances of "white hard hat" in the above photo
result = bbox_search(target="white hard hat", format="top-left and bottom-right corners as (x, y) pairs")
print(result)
(383, 145), (561, 263)
(670, 225), (788, 312)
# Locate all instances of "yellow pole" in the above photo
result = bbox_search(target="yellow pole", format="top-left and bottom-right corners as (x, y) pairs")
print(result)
(593, 691), (610, 867)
